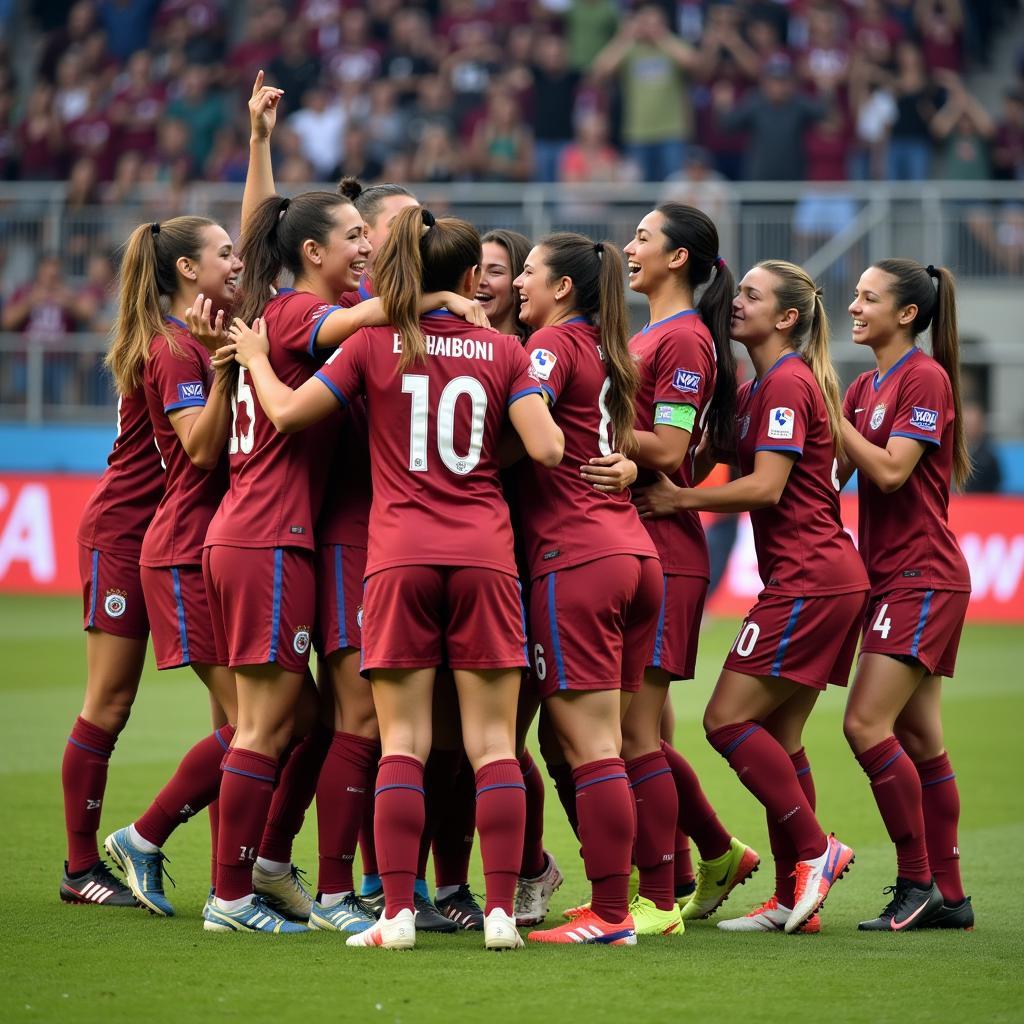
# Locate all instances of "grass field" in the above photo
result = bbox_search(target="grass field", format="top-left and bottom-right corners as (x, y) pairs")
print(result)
(1, 595), (1022, 1024)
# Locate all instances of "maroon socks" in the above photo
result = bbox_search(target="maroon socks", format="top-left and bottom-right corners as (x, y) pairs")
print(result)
(768, 747), (816, 906)
(626, 750), (677, 910)
(432, 755), (477, 889)
(374, 755), (425, 917)
(519, 748), (547, 878)
(674, 830), (695, 896)
(475, 759), (526, 915)
(546, 758), (580, 837)
(660, 740), (731, 861)
(62, 716), (117, 873)
(215, 747), (278, 900)
(916, 751), (964, 902)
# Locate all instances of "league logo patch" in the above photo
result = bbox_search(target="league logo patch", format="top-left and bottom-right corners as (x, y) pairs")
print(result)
(176, 381), (205, 402)
(767, 407), (795, 440)
(104, 589), (127, 618)
(870, 403), (886, 430)
(655, 404), (675, 425)
(529, 348), (557, 381)
(305, 303), (332, 324)
(738, 414), (750, 440)
(672, 368), (702, 394)
(292, 626), (311, 656)
(909, 406), (939, 432)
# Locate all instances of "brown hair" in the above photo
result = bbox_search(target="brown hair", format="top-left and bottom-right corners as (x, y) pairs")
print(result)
(481, 228), (533, 342)
(338, 177), (416, 225)
(375, 206), (482, 370)
(539, 232), (639, 455)
(873, 259), (971, 488)
(106, 216), (213, 394)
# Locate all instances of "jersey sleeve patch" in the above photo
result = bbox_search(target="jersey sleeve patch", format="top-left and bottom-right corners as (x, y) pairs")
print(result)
(655, 402), (696, 431)
(176, 381), (206, 402)
(528, 348), (558, 381)
(671, 368), (702, 394)
(907, 406), (939, 433)
(766, 406), (795, 440)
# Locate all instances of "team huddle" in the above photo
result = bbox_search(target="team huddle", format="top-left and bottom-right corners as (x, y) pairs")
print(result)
(58, 76), (974, 949)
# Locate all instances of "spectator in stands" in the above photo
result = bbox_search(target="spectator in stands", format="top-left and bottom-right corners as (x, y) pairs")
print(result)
(470, 88), (533, 182)
(963, 399), (1003, 493)
(798, 3), (849, 97)
(17, 83), (63, 180)
(96, 0), (160, 64)
(848, 52), (897, 179)
(380, 7), (437, 109)
(441, 22), (503, 131)
(204, 123), (249, 183)
(110, 49), (166, 162)
(54, 51), (90, 125)
(0, 90), (15, 180)
(364, 81), (407, 168)
(335, 121), (383, 182)
(67, 80), (117, 180)
(993, 87), (1024, 180)
(851, 0), (904, 68)
(565, 0), (619, 72)
(37, 0), (99, 84)
(932, 70), (994, 180)
(287, 86), (346, 179)
(325, 8), (382, 92)
(886, 40), (941, 180)
(74, 251), (117, 334)
(530, 35), (581, 183)
(410, 122), (458, 183)
(155, 0), (225, 66)
(916, 0), (963, 73)
(593, 5), (701, 182)
(227, 5), (285, 91)
(166, 64), (225, 170)
(143, 117), (193, 183)
(408, 73), (457, 144)
(267, 23), (321, 106)
(558, 110), (626, 185)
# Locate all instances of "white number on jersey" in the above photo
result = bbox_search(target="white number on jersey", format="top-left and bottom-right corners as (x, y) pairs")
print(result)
(871, 603), (892, 639)
(229, 367), (255, 455)
(597, 377), (614, 456)
(731, 621), (760, 658)
(533, 643), (547, 681)
(402, 374), (487, 475)
(831, 457), (840, 492)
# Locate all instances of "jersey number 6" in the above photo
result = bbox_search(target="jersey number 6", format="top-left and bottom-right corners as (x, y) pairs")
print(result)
(229, 367), (255, 455)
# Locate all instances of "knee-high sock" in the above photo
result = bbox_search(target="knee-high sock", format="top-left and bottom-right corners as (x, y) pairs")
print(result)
(208, 799), (220, 888)
(574, 758), (635, 923)
(707, 723), (826, 862)
(626, 750), (677, 910)
(417, 748), (461, 881)
(375, 755), (425, 917)
(134, 725), (235, 848)
(660, 740), (731, 861)
(546, 758), (580, 838)
(674, 831), (695, 895)
(358, 753), (381, 879)
(62, 717), (117, 874)
(519, 748), (547, 878)
(856, 736), (930, 884)
(433, 755), (477, 888)
(216, 748), (278, 900)
(475, 759), (526, 914)
(768, 747), (816, 906)
(258, 722), (331, 864)
(316, 731), (379, 895)
(916, 751), (964, 902)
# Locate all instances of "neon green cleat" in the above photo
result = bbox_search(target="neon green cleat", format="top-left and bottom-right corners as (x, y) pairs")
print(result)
(680, 837), (760, 921)
(629, 894), (685, 936)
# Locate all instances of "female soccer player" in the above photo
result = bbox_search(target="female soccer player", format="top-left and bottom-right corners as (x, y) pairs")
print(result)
(221, 206), (564, 950)
(841, 260), (973, 931)
(477, 229), (532, 339)
(611, 203), (756, 934)
(510, 233), (662, 946)
(635, 260), (867, 935)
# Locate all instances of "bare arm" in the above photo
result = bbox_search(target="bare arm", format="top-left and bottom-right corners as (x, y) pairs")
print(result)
(591, 28), (635, 82)
(634, 423), (693, 475)
(241, 70), (284, 236)
(840, 419), (927, 493)
(168, 378), (231, 470)
(508, 393), (564, 467)
(579, 452), (639, 493)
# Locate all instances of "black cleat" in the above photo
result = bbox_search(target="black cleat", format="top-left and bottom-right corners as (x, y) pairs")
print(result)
(413, 892), (459, 932)
(61, 860), (139, 907)
(435, 884), (485, 930)
(858, 877), (943, 932)
(923, 895), (974, 931)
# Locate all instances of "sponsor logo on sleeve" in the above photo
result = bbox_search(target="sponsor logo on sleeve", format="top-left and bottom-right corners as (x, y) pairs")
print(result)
(529, 348), (557, 380)
(672, 368), (701, 394)
(104, 589), (127, 618)
(305, 303), (332, 324)
(738, 414), (750, 439)
(869, 402), (887, 430)
(655, 404), (675, 425)
(766, 407), (795, 440)
(293, 626), (311, 656)
(908, 406), (938, 432)
(176, 381), (205, 402)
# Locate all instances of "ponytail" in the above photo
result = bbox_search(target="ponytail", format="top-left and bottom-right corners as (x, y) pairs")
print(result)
(106, 216), (212, 394)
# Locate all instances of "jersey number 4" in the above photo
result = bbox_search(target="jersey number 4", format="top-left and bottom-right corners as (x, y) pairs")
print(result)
(403, 374), (486, 475)
(229, 367), (255, 455)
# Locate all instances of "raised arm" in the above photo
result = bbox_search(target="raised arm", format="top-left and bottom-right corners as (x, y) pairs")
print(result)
(241, 70), (284, 236)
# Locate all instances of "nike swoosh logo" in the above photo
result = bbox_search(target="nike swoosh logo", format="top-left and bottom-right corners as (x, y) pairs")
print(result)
(891, 898), (932, 931)
(716, 870), (731, 886)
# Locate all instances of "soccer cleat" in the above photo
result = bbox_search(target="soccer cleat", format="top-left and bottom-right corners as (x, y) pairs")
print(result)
(514, 851), (565, 925)
(360, 885), (385, 919)
(786, 833), (854, 934)
(922, 895), (974, 931)
(413, 892), (459, 933)
(202, 894), (309, 933)
(104, 827), (175, 916)
(628, 894), (685, 936)
(717, 895), (820, 933)
(561, 900), (589, 920)
(345, 907), (416, 949)
(60, 860), (139, 908)
(858, 878), (944, 932)
(308, 893), (376, 934)
(484, 907), (525, 950)
(252, 862), (313, 922)
(528, 907), (637, 945)
(680, 837), (761, 921)
(435, 884), (485, 930)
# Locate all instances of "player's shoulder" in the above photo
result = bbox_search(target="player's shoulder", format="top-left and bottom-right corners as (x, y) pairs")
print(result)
(899, 348), (950, 391)
(267, 288), (336, 326)
(846, 368), (874, 397)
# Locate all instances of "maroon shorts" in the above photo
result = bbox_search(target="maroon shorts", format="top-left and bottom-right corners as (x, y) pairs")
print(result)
(79, 544), (148, 640)
(315, 544), (367, 657)
(203, 545), (316, 674)
(361, 565), (527, 671)
(648, 573), (709, 680)
(139, 564), (219, 669)
(723, 590), (869, 690)
(529, 555), (663, 699)
(859, 589), (969, 678)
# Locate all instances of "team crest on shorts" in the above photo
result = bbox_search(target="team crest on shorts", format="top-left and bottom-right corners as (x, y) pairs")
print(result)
(293, 626), (311, 656)
(869, 403), (887, 430)
(738, 414), (750, 439)
(103, 589), (127, 618)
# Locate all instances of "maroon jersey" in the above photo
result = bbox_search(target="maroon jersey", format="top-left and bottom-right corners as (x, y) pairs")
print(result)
(77, 388), (165, 556)
(630, 311), (716, 578)
(140, 318), (228, 568)
(315, 311), (541, 576)
(736, 352), (867, 597)
(338, 273), (374, 309)
(843, 346), (970, 595)
(317, 395), (371, 548)
(205, 290), (341, 551)
(515, 321), (657, 580)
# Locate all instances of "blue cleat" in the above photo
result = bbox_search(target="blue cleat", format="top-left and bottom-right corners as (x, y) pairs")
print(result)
(203, 895), (309, 934)
(104, 827), (175, 916)
(308, 893), (376, 934)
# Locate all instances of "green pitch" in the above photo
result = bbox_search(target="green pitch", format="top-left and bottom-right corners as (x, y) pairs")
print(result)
(1, 595), (1021, 1024)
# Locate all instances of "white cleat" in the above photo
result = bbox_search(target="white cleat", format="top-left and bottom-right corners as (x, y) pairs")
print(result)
(345, 907), (416, 950)
(717, 895), (791, 931)
(514, 851), (564, 926)
(252, 862), (314, 922)
(484, 907), (525, 951)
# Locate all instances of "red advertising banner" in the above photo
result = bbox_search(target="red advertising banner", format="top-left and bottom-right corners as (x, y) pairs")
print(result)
(2, 473), (1024, 622)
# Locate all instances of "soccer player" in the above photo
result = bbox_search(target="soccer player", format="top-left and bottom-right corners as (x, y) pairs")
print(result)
(221, 205), (563, 950)
(477, 229), (533, 340)
(634, 260), (867, 934)
(510, 233), (661, 946)
(606, 203), (757, 932)
(841, 260), (973, 931)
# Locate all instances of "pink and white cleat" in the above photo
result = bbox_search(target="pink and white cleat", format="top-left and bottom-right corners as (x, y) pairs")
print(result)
(786, 834), (854, 933)
(345, 907), (416, 949)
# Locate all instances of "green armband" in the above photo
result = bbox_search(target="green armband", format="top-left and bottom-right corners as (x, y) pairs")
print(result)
(654, 403), (696, 431)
